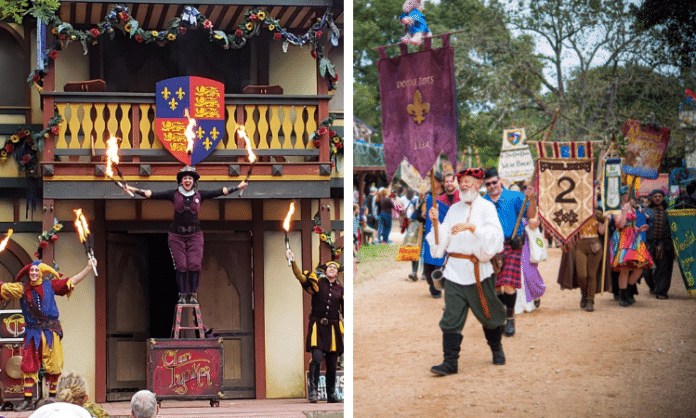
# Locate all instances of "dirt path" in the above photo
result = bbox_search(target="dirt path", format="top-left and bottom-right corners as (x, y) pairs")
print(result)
(354, 241), (696, 418)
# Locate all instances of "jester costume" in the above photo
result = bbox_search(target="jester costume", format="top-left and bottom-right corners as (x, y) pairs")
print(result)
(290, 260), (343, 403)
(0, 261), (74, 410)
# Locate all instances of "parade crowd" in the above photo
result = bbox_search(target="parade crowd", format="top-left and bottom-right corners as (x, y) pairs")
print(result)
(355, 168), (694, 374)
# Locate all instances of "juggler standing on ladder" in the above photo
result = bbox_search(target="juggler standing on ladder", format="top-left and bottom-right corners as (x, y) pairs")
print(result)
(124, 165), (247, 304)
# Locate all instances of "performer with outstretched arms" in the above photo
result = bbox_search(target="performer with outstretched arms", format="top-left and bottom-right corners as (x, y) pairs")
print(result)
(426, 168), (506, 376)
(123, 165), (247, 304)
(285, 249), (344, 403)
(0, 259), (97, 412)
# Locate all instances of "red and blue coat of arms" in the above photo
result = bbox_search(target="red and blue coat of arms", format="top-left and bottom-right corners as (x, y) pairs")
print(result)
(155, 76), (225, 165)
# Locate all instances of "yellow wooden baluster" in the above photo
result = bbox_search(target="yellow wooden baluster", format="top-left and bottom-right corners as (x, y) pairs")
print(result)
(306, 106), (317, 144)
(55, 103), (69, 149)
(81, 103), (94, 150)
(269, 105), (281, 149)
(106, 103), (119, 143)
(139, 104), (151, 149)
(225, 104), (237, 149)
(93, 103), (106, 148)
(120, 103), (132, 149)
(244, 105), (257, 147)
(293, 106), (306, 149)
(257, 105), (269, 149)
(66, 103), (81, 149)
(280, 105), (294, 149)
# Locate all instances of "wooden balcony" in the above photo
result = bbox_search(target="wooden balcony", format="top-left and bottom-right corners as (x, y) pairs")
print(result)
(39, 91), (338, 199)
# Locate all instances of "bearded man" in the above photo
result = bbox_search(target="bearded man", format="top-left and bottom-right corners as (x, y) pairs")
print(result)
(426, 168), (506, 375)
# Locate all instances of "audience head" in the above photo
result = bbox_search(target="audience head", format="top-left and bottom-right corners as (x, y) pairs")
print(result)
(57, 371), (88, 406)
(29, 402), (92, 418)
(131, 390), (158, 418)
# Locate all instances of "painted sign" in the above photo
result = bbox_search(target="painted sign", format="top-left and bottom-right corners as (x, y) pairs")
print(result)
(0, 310), (25, 339)
(501, 128), (526, 151)
(498, 147), (535, 183)
(667, 209), (696, 297)
(306, 371), (345, 402)
(621, 119), (670, 180)
(602, 158), (622, 214)
(147, 339), (223, 400)
(155, 76), (225, 165)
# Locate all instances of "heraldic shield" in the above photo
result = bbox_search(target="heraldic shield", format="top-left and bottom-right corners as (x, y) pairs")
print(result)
(155, 76), (225, 165)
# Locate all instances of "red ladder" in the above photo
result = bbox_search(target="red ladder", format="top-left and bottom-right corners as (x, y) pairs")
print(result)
(171, 302), (206, 339)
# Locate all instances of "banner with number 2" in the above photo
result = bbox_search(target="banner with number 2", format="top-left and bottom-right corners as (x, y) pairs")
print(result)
(536, 158), (595, 243)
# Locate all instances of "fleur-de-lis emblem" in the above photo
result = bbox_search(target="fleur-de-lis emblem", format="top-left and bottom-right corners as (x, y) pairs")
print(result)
(407, 90), (430, 125)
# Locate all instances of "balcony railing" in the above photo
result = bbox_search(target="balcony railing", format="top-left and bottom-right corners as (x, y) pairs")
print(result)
(44, 92), (332, 162)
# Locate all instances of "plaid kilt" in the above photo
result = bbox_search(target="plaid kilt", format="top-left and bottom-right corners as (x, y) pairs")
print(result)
(495, 243), (522, 288)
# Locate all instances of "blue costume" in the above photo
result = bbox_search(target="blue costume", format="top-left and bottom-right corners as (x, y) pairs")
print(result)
(400, 9), (430, 37)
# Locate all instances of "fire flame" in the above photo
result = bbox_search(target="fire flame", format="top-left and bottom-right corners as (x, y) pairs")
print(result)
(184, 108), (196, 155)
(0, 229), (13, 252)
(282, 202), (296, 232)
(237, 126), (257, 164)
(105, 136), (120, 178)
(73, 209), (90, 243)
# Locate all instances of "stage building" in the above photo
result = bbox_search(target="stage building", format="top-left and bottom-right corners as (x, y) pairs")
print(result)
(0, 0), (344, 404)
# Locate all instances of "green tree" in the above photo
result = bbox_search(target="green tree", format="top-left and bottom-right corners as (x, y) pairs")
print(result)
(630, 0), (696, 71)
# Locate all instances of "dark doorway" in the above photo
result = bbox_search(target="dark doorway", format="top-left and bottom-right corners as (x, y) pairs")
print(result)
(142, 233), (177, 338)
(106, 231), (255, 400)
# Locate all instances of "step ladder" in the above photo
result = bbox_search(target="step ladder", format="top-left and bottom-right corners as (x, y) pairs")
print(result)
(171, 302), (206, 339)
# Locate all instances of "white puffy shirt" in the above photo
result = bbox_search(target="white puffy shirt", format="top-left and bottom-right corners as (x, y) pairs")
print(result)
(425, 196), (504, 286)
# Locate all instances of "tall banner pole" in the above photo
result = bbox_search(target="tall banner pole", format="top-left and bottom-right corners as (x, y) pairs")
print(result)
(431, 168), (439, 244)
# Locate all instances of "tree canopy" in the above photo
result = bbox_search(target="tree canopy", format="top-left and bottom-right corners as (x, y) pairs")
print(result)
(353, 0), (696, 170)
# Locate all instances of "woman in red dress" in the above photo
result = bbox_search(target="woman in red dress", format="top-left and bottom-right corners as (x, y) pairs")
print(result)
(610, 185), (653, 306)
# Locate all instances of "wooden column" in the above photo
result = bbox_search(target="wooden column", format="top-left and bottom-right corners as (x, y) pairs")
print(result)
(251, 200), (266, 399)
(41, 57), (56, 262)
(93, 200), (107, 402)
(316, 45), (330, 163)
(300, 199), (313, 372)
(319, 198), (332, 262)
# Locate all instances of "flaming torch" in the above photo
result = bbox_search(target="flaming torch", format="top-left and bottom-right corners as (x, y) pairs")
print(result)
(0, 229), (13, 253)
(106, 136), (134, 197)
(237, 126), (257, 196)
(283, 202), (296, 266)
(74, 209), (98, 276)
(184, 108), (196, 156)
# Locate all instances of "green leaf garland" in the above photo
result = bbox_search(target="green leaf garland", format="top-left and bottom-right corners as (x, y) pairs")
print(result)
(24, 3), (340, 92)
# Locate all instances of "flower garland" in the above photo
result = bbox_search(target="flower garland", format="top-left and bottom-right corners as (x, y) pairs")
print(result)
(35, 222), (62, 259)
(313, 215), (343, 261)
(0, 110), (63, 176)
(25, 3), (340, 91)
(310, 115), (344, 170)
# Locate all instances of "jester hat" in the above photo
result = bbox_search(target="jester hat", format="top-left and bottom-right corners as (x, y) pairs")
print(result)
(15, 260), (61, 282)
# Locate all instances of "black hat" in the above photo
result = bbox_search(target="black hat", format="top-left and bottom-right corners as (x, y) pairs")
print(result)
(484, 167), (499, 179)
(433, 171), (444, 182)
(650, 189), (665, 198)
(177, 165), (200, 184)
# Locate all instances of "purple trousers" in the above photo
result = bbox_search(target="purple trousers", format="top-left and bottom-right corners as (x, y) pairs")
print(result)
(168, 231), (204, 272)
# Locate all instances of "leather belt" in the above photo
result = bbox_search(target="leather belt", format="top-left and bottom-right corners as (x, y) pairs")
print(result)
(447, 253), (490, 319)
(320, 318), (329, 325)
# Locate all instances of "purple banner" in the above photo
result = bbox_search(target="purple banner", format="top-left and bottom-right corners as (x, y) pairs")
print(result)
(377, 35), (458, 180)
